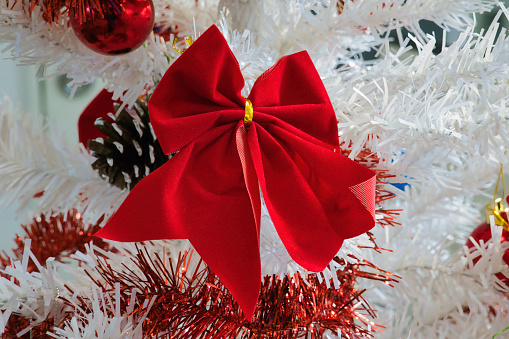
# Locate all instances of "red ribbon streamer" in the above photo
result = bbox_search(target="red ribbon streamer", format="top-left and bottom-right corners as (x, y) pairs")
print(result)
(96, 25), (376, 320)
(78, 88), (117, 148)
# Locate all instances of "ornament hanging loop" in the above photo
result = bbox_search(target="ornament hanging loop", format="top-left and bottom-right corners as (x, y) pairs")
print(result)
(172, 36), (194, 54)
(494, 163), (506, 201)
(486, 164), (509, 230)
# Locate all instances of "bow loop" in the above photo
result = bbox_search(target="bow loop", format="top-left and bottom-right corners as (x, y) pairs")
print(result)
(149, 25), (246, 155)
(248, 51), (340, 149)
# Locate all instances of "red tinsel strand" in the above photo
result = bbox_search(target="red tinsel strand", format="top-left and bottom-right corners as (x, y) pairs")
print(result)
(5, 0), (195, 41)
(62, 246), (398, 338)
(0, 211), (113, 337)
(4, 0), (124, 23)
(2, 316), (56, 339)
(0, 210), (111, 274)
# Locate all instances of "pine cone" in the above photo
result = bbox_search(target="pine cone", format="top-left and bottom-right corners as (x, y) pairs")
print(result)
(88, 101), (169, 190)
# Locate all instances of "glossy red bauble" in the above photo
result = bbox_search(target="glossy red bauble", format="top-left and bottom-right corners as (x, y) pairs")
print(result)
(69, 0), (155, 55)
(465, 222), (509, 287)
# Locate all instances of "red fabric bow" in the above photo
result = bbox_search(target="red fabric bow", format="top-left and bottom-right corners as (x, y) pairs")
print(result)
(96, 25), (376, 320)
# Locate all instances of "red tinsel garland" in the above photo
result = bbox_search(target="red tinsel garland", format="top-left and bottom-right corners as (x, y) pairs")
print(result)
(0, 211), (113, 338)
(4, 0), (123, 23)
(63, 246), (399, 338)
(0, 210), (111, 273)
(2, 316), (56, 339)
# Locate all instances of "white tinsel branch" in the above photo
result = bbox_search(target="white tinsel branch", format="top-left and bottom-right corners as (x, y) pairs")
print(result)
(363, 214), (509, 338)
(0, 97), (127, 224)
(334, 14), (509, 160)
(0, 0), (219, 106)
(0, 0), (498, 105)
(0, 238), (170, 337)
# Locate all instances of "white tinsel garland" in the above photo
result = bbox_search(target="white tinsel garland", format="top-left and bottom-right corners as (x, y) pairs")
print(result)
(0, 0), (498, 106)
(0, 239), (166, 337)
(0, 97), (127, 224)
(219, 0), (496, 56)
(363, 211), (509, 338)
(0, 0), (219, 107)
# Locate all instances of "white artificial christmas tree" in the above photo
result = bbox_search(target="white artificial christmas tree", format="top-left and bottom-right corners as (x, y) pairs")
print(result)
(1, 0), (509, 337)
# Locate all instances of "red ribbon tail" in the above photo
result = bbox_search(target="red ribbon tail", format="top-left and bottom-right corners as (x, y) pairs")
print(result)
(235, 122), (262, 321)
(235, 122), (261, 239)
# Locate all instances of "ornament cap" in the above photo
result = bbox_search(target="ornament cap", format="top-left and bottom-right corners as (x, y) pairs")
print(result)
(485, 197), (509, 229)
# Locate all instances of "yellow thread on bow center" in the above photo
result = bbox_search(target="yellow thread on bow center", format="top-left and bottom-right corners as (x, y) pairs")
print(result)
(244, 98), (253, 129)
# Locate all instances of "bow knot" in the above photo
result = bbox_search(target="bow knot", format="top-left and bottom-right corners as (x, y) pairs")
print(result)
(96, 25), (376, 321)
(243, 98), (253, 129)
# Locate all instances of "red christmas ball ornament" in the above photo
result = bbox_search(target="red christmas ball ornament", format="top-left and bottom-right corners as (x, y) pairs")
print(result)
(69, 0), (155, 55)
(465, 197), (509, 287)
